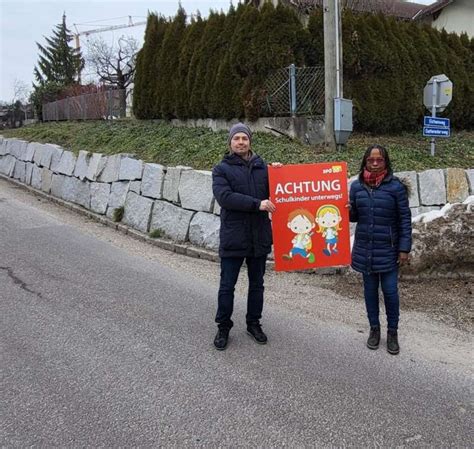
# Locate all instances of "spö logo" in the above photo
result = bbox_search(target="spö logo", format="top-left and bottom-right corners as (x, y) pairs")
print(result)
(332, 165), (342, 173)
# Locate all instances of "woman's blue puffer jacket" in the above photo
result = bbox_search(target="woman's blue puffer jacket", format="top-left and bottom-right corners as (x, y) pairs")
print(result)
(349, 173), (412, 274)
(212, 153), (272, 258)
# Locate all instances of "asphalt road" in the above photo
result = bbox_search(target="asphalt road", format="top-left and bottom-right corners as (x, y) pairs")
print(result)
(1, 179), (472, 447)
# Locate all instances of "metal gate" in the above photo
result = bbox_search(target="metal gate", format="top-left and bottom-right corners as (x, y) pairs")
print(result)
(263, 64), (325, 117)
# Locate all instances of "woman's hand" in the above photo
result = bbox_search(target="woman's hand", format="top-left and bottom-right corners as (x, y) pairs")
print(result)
(259, 199), (276, 213)
(345, 202), (351, 209)
(271, 162), (283, 168)
(398, 252), (409, 266)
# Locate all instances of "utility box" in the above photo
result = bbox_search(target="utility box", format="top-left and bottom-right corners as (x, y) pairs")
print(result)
(334, 98), (353, 145)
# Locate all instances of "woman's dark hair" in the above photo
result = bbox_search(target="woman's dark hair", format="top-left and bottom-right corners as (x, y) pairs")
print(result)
(359, 144), (392, 175)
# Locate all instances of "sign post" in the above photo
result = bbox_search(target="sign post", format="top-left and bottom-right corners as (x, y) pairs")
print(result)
(430, 78), (437, 156)
(423, 74), (452, 156)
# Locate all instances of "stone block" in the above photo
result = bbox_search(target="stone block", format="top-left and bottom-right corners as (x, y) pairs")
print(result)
(213, 199), (221, 215)
(446, 168), (469, 204)
(0, 138), (7, 156)
(163, 166), (191, 203)
(25, 163), (34, 185)
(40, 144), (57, 169)
(31, 165), (43, 189)
(108, 181), (130, 209)
(53, 176), (89, 208)
(86, 153), (106, 181)
(189, 212), (220, 251)
(467, 169), (474, 195)
(129, 181), (141, 194)
(8, 139), (28, 160)
(141, 163), (165, 199)
(119, 157), (143, 181)
(178, 169), (214, 212)
(59, 176), (78, 203)
(73, 178), (91, 209)
(74, 150), (90, 180)
(32, 143), (45, 166)
(41, 169), (53, 193)
(49, 145), (64, 172)
(13, 160), (26, 182)
(98, 154), (122, 183)
(56, 150), (77, 176)
(150, 200), (195, 241)
(418, 169), (446, 206)
(50, 174), (65, 198)
(90, 182), (111, 214)
(122, 191), (154, 233)
(0, 155), (16, 176)
(24, 143), (36, 162)
(395, 171), (419, 207)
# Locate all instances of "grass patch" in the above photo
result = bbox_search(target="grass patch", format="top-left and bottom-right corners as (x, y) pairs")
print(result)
(149, 229), (163, 238)
(3, 119), (473, 176)
(112, 206), (124, 222)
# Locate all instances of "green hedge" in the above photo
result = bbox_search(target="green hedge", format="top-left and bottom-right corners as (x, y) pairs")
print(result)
(133, 5), (473, 133)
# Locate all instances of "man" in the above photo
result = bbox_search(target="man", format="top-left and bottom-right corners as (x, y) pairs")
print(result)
(212, 123), (276, 350)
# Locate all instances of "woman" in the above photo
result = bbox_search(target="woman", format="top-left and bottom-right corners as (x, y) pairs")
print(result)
(349, 145), (412, 354)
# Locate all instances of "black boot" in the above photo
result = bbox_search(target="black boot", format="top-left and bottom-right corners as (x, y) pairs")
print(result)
(387, 328), (400, 355)
(214, 328), (230, 351)
(247, 322), (267, 345)
(366, 326), (381, 350)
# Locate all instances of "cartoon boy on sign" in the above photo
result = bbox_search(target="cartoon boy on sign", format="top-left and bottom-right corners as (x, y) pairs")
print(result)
(282, 208), (316, 264)
(315, 204), (343, 256)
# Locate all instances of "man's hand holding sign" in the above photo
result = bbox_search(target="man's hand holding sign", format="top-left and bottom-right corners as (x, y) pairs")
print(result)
(268, 162), (351, 272)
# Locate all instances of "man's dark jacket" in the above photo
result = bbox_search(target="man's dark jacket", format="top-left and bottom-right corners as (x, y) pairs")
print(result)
(212, 153), (272, 258)
(349, 173), (412, 274)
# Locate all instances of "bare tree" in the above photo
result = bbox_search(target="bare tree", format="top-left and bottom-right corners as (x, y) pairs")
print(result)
(12, 79), (31, 124)
(85, 35), (139, 91)
(13, 79), (30, 104)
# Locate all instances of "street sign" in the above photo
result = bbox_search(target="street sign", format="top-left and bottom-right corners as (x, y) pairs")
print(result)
(424, 116), (450, 127)
(423, 127), (450, 138)
(423, 74), (453, 112)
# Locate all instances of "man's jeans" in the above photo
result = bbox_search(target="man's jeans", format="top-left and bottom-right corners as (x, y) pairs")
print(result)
(362, 268), (399, 330)
(215, 255), (267, 330)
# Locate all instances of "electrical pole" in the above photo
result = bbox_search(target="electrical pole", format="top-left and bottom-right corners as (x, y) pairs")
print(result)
(323, 0), (343, 150)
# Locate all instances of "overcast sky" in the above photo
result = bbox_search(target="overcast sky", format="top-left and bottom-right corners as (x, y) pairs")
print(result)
(0, 0), (435, 103)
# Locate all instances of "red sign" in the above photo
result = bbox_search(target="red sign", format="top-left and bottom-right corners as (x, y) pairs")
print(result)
(269, 162), (350, 272)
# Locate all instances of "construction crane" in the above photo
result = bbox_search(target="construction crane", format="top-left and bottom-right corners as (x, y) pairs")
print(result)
(73, 16), (147, 83)
(73, 16), (147, 50)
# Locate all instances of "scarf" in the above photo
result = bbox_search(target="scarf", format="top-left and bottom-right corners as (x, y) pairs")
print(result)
(363, 168), (387, 187)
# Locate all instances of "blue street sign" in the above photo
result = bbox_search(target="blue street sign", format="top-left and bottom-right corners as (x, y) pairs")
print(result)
(423, 126), (450, 137)
(424, 116), (450, 127)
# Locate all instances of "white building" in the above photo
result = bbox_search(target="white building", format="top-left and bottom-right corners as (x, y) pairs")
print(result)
(414, 0), (474, 38)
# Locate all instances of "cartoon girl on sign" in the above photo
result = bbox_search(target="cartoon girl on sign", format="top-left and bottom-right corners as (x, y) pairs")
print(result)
(315, 204), (343, 256)
(283, 208), (316, 264)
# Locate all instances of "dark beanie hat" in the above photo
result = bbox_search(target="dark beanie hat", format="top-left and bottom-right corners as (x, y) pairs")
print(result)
(228, 122), (252, 146)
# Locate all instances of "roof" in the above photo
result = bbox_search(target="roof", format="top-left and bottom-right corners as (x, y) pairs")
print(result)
(248, 0), (428, 20)
(412, 0), (453, 20)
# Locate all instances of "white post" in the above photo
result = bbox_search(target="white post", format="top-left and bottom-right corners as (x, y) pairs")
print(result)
(431, 79), (437, 157)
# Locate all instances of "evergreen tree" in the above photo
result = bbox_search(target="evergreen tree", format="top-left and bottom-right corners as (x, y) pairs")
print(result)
(209, 4), (245, 119)
(33, 13), (84, 87)
(133, 13), (168, 119)
(188, 11), (225, 118)
(202, 11), (229, 118)
(175, 14), (206, 119)
(156, 6), (187, 119)
(307, 10), (324, 66)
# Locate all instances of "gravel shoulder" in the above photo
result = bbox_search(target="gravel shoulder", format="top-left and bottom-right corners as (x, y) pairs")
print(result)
(1, 178), (472, 369)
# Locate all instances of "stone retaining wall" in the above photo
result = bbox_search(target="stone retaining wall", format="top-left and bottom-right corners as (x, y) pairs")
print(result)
(1, 136), (473, 255)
